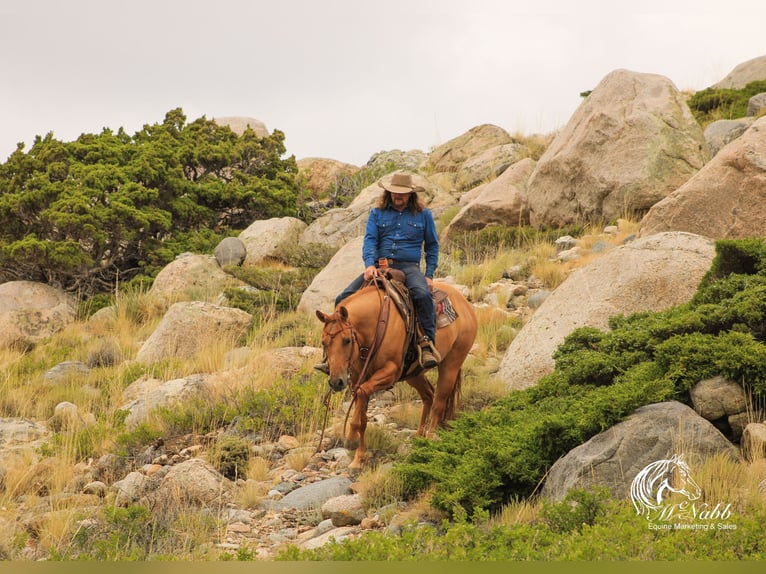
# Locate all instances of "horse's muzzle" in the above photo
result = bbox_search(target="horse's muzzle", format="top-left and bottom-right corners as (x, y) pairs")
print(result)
(328, 377), (347, 393)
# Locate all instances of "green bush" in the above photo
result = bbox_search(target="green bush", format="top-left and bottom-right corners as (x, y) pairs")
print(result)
(208, 435), (251, 480)
(393, 238), (766, 518)
(277, 499), (766, 560)
(687, 80), (766, 126)
(0, 108), (302, 295)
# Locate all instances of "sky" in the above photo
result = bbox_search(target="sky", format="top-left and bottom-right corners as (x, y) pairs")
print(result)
(1, 0), (765, 167)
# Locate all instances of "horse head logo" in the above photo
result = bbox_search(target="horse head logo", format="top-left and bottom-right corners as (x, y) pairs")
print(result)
(630, 454), (702, 519)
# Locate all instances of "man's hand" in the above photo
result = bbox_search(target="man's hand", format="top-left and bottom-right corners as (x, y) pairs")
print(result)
(364, 265), (379, 281)
(426, 277), (434, 290)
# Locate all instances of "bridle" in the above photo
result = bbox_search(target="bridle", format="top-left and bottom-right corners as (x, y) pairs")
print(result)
(315, 281), (390, 452)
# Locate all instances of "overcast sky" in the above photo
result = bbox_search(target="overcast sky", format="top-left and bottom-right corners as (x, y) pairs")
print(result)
(1, 0), (765, 167)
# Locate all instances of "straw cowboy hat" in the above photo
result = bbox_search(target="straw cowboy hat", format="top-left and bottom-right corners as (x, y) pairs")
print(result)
(378, 173), (424, 194)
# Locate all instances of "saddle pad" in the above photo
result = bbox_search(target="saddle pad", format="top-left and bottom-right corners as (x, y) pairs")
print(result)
(435, 290), (458, 329)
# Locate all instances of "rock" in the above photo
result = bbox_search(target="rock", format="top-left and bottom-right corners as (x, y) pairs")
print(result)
(639, 116), (766, 240)
(50, 402), (82, 430)
(214, 237), (247, 267)
(495, 232), (715, 391)
(135, 301), (252, 364)
(365, 149), (428, 173)
(297, 157), (358, 198)
(43, 361), (90, 384)
(747, 92), (766, 117)
(711, 55), (766, 89)
(704, 118), (755, 157)
(155, 458), (233, 507)
(112, 471), (151, 506)
(300, 526), (359, 550)
(441, 158), (535, 241)
(239, 216), (307, 266)
(321, 493), (366, 526)
(541, 402), (739, 501)
(454, 143), (528, 191)
(263, 476), (352, 512)
(118, 374), (210, 429)
(212, 116), (269, 138)
(0, 418), (50, 454)
(742, 423), (766, 462)
(0, 281), (77, 349)
(150, 252), (243, 303)
(82, 481), (108, 497)
(297, 236), (365, 314)
(527, 69), (708, 227)
(689, 376), (747, 420)
(427, 124), (514, 173)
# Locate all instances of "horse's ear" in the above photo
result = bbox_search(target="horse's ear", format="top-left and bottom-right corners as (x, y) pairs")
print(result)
(339, 306), (349, 321)
(316, 310), (327, 323)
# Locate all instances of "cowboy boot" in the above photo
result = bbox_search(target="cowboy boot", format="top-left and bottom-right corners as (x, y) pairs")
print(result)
(419, 337), (441, 369)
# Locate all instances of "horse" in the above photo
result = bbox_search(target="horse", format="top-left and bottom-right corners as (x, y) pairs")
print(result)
(316, 278), (478, 469)
(630, 454), (702, 519)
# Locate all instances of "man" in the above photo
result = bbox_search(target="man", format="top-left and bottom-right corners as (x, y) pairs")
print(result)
(316, 172), (441, 372)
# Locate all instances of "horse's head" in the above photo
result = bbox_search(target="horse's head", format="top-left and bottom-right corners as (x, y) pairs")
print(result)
(316, 307), (357, 393)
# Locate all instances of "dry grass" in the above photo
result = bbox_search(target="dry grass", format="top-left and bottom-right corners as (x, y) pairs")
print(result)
(491, 497), (542, 527)
(357, 465), (405, 511)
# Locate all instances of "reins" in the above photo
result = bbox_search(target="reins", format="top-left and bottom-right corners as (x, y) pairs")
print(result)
(315, 277), (392, 453)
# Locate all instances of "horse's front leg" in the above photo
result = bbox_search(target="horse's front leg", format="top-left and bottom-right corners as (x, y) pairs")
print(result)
(347, 363), (398, 469)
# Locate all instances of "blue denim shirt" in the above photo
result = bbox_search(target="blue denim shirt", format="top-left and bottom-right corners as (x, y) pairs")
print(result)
(362, 206), (439, 278)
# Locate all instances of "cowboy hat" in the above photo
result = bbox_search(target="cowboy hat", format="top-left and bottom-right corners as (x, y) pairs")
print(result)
(378, 173), (424, 194)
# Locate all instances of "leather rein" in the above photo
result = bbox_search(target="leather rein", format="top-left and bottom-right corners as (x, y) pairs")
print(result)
(316, 277), (393, 452)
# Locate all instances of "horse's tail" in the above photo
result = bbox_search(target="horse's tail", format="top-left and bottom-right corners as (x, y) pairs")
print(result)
(444, 368), (462, 421)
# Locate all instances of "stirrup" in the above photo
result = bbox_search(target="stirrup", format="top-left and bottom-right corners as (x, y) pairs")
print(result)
(418, 338), (441, 369)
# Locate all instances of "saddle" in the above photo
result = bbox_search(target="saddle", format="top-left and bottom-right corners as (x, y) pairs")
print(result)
(375, 269), (459, 380)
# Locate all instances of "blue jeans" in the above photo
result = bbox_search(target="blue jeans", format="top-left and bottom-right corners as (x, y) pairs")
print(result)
(336, 261), (436, 342)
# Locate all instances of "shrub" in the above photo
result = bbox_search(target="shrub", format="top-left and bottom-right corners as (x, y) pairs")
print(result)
(394, 238), (766, 518)
(687, 80), (766, 126)
(207, 435), (251, 480)
(0, 108), (302, 295)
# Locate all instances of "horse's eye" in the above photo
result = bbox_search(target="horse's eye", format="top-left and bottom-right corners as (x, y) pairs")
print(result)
(342, 337), (352, 345)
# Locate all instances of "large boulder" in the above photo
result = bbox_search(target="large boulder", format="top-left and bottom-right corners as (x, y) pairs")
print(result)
(214, 237), (247, 267)
(297, 236), (365, 314)
(240, 216), (307, 266)
(297, 157), (358, 199)
(527, 69), (708, 227)
(711, 55), (766, 89)
(0, 281), (77, 349)
(441, 158), (535, 241)
(154, 458), (233, 507)
(454, 143), (528, 191)
(747, 92), (766, 117)
(541, 401), (739, 501)
(639, 116), (766, 239)
(118, 374), (211, 429)
(135, 301), (252, 364)
(495, 232), (715, 391)
(150, 253), (243, 303)
(365, 149), (428, 173)
(211, 116), (269, 138)
(427, 124), (514, 173)
(703, 118), (755, 157)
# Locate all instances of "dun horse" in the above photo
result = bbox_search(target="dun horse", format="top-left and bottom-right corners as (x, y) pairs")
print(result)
(316, 278), (478, 468)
